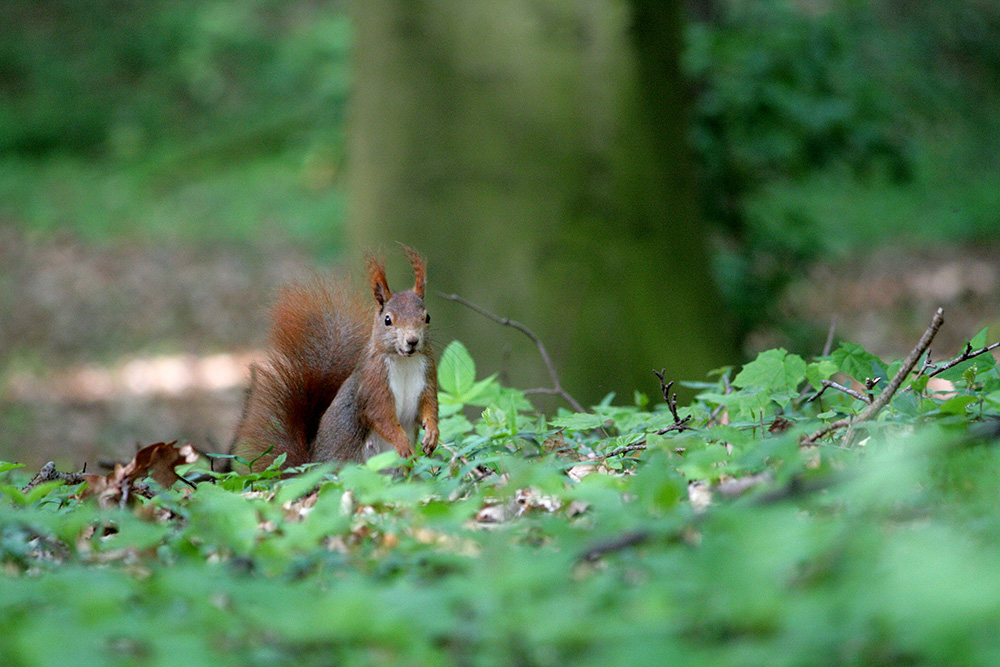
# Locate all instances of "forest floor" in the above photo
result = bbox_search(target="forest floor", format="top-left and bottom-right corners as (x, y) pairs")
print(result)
(2, 228), (999, 470)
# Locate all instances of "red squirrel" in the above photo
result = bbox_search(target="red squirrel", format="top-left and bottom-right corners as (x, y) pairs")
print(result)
(230, 246), (439, 472)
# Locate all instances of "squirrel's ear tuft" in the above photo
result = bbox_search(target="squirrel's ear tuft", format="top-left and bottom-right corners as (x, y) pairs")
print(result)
(399, 244), (426, 298)
(366, 255), (391, 307)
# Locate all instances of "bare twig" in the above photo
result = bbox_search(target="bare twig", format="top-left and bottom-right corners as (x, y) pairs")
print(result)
(653, 371), (692, 429)
(438, 292), (585, 413)
(438, 442), (497, 483)
(855, 308), (944, 422)
(822, 316), (837, 357)
(801, 417), (852, 447)
(802, 308), (945, 446)
(23, 462), (86, 491)
(653, 372), (693, 432)
(919, 349), (934, 375)
(601, 371), (693, 459)
(579, 530), (650, 562)
(820, 379), (872, 404)
(600, 442), (650, 459)
(924, 341), (1000, 378)
(601, 420), (693, 460)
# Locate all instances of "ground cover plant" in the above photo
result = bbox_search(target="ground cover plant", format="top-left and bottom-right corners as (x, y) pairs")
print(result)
(3, 312), (1000, 666)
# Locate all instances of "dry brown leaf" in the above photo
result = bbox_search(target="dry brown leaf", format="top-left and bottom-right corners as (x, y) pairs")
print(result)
(80, 441), (199, 507)
(474, 503), (513, 524)
(567, 462), (614, 482)
(542, 432), (569, 452)
(124, 441), (199, 488)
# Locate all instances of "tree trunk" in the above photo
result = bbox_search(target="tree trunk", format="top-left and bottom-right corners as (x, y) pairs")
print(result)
(347, 0), (731, 406)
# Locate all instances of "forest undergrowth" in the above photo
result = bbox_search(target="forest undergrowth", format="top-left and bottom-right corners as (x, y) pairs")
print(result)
(3, 310), (1000, 666)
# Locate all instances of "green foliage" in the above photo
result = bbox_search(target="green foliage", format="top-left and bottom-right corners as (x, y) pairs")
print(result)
(3, 332), (1000, 665)
(686, 0), (1000, 340)
(685, 1), (913, 237)
(0, 2), (351, 156)
(0, 1), (352, 249)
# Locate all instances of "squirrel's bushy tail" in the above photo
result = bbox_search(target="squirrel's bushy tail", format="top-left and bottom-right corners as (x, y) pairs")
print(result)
(230, 282), (368, 471)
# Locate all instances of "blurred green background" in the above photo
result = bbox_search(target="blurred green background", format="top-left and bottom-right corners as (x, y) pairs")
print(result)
(2, 0), (999, 467)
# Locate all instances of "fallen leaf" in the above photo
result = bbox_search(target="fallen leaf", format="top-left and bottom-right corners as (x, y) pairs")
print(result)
(79, 441), (199, 507)
(125, 441), (199, 489)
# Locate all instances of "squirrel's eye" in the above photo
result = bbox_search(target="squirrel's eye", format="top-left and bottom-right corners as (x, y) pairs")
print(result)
(425, 313), (430, 324)
(384, 314), (393, 326)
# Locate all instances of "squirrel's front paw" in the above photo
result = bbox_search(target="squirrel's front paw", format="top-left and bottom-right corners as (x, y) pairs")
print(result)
(394, 442), (415, 458)
(421, 424), (440, 456)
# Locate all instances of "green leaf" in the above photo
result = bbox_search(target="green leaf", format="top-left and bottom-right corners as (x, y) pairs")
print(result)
(939, 395), (977, 415)
(936, 328), (996, 383)
(634, 390), (649, 409)
(631, 453), (685, 511)
(273, 463), (335, 505)
(983, 390), (1000, 410)
(437, 398), (465, 417)
(463, 374), (500, 405)
(733, 348), (806, 392)
(439, 413), (474, 441)
(185, 483), (260, 556)
(100, 514), (172, 552)
(339, 464), (393, 501)
(549, 413), (608, 431)
(0, 462), (25, 474)
(677, 443), (731, 482)
(365, 450), (403, 471)
(704, 424), (752, 447)
(832, 342), (885, 382)
(0, 480), (65, 506)
(806, 359), (838, 390)
(971, 326), (989, 349)
(438, 340), (476, 396)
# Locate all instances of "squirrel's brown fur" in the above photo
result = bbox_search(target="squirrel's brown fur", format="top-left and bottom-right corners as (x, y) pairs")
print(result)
(230, 247), (438, 472)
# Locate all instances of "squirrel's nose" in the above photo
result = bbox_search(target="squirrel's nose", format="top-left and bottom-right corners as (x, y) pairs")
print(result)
(405, 335), (419, 349)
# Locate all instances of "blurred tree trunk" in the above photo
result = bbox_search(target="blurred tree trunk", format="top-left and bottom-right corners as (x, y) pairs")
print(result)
(347, 0), (731, 406)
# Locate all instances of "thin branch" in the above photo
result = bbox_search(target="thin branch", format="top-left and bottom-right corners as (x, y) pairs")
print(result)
(601, 418), (694, 460)
(524, 387), (571, 398)
(919, 349), (934, 376)
(802, 308), (945, 446)
(438, 292), (585, 413)
(652, 371), (692, 427)
(579, 530), (650, 562)
(653, 372), (693, 431)
(800, 416), (851, 447)
(438, 442), (497, 484)
(822, 316), (837, 357)
(924, 341), (1000, 378)
(23, 462), (86, 491)
(601, 371), (693, 459)
(855, 308), (944, 423)
(601, 443), (650, 459)
(820, 379), (872, 404)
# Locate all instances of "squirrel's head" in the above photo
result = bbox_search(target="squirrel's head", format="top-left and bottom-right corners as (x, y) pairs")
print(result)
(367, 245), (429, 357)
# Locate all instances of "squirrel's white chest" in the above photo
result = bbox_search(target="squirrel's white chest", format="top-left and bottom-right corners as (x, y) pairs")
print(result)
(362, 354), (427, 460)
(385, 354), (427, 428)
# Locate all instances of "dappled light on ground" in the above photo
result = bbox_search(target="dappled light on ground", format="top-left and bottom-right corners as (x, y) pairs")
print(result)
(6, 351), (258, 403)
